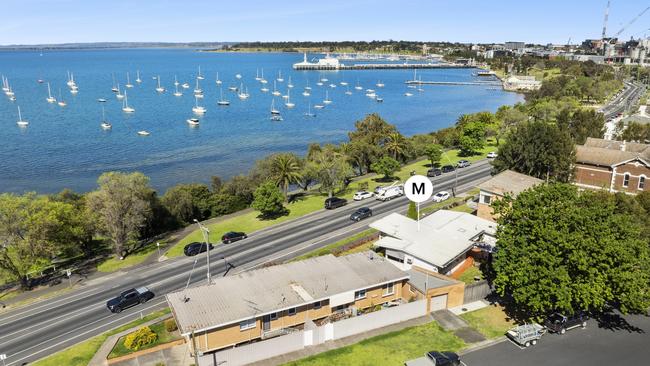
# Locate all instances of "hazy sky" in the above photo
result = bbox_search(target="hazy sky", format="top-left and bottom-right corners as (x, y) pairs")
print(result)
(2, 0), (650, 45)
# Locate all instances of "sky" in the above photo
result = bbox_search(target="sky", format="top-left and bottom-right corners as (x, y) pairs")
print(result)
(2, 0), (650, 45)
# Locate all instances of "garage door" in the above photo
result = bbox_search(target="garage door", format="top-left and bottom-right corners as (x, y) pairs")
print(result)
(429, 294), (448, 311)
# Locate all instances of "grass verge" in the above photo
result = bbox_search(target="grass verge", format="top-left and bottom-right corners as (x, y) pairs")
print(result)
(459, 305), (514, 339)
(31, 308), (171, 366)
(284, 321), (465, 366)
(108, 320), (180, 359)
(97, 241), (171, 273)
(292, 229), (377, 262)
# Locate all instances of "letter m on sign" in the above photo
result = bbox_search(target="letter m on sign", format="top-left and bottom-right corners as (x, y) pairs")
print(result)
(412, 182), (425, 195)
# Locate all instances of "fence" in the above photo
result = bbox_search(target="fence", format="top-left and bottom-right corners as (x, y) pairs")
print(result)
(463, 280), (492, 304)
(202, 330), (305, 366)
(332, 300), (427, 340)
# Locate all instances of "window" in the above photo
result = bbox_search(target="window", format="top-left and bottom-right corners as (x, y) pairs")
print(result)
(406, 258), (413, 265)
(287, 307), (296, 316)
(239, 318), (255, 331)
(313, 301), (321, 309)
(354, 289), (366, 300)
(481, 194), (491, 204)
(640, 176), (646, 190)
(382, 282), (395, 296)
(623, 173), (630, 188)
(269, 312), (277, 320)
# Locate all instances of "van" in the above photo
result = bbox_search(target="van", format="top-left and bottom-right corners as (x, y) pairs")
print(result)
(324, 197), (347, 209)
(375, 184), (404, 201)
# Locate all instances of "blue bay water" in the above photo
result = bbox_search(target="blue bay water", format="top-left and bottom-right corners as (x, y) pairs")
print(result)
(0, 49), (523, 193)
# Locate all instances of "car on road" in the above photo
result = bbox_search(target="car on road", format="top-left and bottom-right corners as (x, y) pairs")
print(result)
(426, 351), (461, 366)
(544, 312), (588, 334)
(183, 242), (214, 256)
(432, 191), (451, 203)
(375, 184), (404, 201)
(353, 191), (374, 201)
(350, 207), (372, 221)
(106, 287), (154, 313)
(487, 151), (497, 159)
(427, 168), (442, 177)
(441, 165), (455, 173)
(324, 196), (347, 209)
(222, 231), (247, 244)
(457, 160), (471, 168)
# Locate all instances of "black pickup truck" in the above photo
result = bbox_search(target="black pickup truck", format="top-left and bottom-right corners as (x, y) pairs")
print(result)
(544, 312), (588, 334)
(106, 287), (155, 313)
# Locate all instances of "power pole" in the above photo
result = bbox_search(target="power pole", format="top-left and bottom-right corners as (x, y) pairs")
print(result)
(191, 330), (200, 365)
(194, 219), (212, 284)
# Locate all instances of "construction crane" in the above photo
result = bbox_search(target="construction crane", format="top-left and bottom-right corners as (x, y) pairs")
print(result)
(612, 6), (650, 39)
(602, 0), (610, 40)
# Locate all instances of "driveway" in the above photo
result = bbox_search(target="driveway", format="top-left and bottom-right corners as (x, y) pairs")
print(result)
(462, 313), (650, 366)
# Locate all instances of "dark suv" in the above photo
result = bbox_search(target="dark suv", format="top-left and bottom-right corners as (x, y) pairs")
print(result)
(441, 165), (455, 173)
(427, 168), (442, 177)
(324, 197), (347, 209)
(544, 312), (588, 334)
(221, 231), (247, 244)
(350, 207), (372, 221)
(183, 242), (214, 256)
(426, 351), (460, 366)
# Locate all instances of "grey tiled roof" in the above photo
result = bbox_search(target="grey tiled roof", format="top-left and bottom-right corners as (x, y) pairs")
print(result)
(576, 138), (650, 166)
(478, 170), (542, 197)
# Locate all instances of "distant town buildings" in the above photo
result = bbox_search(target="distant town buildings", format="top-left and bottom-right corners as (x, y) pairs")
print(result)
(502, 75), (542, 91)
(504, 41), (525, 50)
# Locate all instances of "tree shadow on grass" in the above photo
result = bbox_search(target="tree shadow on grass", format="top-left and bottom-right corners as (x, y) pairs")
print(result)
(287, 192), (307, 204)
(257, 207), (290, 221)
(372, 176), (395, 183)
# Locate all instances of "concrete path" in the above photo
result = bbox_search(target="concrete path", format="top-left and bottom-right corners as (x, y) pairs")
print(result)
(432, 309), (486, 344)
(108, 343), (192, 366)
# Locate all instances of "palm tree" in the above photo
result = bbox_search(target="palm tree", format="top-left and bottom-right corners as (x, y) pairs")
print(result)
(271, 153), (303, 198)
(384, 132), (408, 161)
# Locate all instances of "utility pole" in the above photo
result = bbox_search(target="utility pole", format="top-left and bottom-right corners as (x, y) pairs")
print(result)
(194, 219), (212, 284)
(191, 330), (200, 366)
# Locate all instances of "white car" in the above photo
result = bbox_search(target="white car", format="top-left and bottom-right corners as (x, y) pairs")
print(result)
(432, 191), (451, 203)
(487, 152), (498, 159)
(353, 191), (374, 201)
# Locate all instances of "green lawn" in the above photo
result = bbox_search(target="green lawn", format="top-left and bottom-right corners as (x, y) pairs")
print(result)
(457, 265), (483, 285)
(97, 240), (171, 272)
(460, 305), (514, 339)
(450, 204), (475, 214)
(292, 229), (378, 262)
(31, 309), (171, 366)
(284, 321), (465, 366)
(108, 320), (180, 359)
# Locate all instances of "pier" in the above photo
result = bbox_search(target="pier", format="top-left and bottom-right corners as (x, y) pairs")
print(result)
(293, 62), (476, 71)
(405, 80), (502, 86)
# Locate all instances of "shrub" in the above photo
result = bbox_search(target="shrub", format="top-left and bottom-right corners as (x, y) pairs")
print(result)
(124, 326), (158, 351)
(164, 318), (178, 332)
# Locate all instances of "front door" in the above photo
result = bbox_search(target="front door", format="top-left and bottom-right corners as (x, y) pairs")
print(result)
(262, 315), (271, 331)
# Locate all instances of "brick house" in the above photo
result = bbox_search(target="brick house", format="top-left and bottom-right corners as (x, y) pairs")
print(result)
(477, 170), (543, 222)
(574, 138), (649, 194)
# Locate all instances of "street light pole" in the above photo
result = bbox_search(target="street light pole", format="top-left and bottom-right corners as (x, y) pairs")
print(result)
(193, 219), (211, 284)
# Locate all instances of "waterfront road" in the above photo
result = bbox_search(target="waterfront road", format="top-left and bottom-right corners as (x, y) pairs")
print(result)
(462, 312), (650, 366)
(0, 160), (493, 365)
(600, 81), (645, 120)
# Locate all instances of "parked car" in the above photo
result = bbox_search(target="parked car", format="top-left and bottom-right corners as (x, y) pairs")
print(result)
(432, 191), (451, 203)
(106, 287), (154, 313)
(183, 242), (214, 256)
(375, 184), (404, 201)
(426, 351), (461, 366)
(457, 160), (471, 168)
(486, 151), (498, 159)
(544, 312), (588, 334)
(350, 207), (373, 221)
(324, 196), (347, 209)
(221, 231), (247, 244)
(441, 165), (455, 173)
(353, 191), (374, 201)
(427, 168), (442, 177)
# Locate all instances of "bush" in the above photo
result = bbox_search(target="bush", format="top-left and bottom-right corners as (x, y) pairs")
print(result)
(164, 318), (178, 332)
(124, 326), (158, 351)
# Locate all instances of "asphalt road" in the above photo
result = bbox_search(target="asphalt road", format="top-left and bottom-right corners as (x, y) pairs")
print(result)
(462, 313), (650, 366)
(599, 81), (645, 120)
(0, 160), (493, 365)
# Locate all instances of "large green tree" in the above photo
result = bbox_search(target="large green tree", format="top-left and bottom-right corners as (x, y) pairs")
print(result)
(308, 146), (353, 197)
(87, 172), (153, 258)
(161, 183), (213, 225)
(458, 120), (486, 156)
(371, 156), (401, 180)
(383, 132), (411, 162)
(252, 181), (287, 219)
(347, 113), (398, 172)
(424, 144), (443, 168)
(493, 120), (575, 182)
(270, 153), (303, 198)
(492, 184), (650, 317)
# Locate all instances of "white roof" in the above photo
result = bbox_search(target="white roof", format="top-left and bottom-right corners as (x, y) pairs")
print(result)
(371, 210), (496, 268)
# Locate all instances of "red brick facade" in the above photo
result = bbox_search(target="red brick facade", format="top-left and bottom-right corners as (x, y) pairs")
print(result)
(574, 159), (649, 194)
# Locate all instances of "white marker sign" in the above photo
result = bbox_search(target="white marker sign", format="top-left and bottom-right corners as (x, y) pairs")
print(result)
(404, 175), (434, 203)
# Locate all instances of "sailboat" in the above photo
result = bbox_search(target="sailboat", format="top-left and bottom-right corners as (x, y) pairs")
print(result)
(284, 89), (295, 108)
(287, 76), (294, 88)
(100, 105), (111, 129)
(417, 76), (424, 92)
(260, 69), (268, 84)
(304, 79), (312, 90)
(122, 90), (135, 113)
(238, 83), (249, 100)
(329, 83), (337, 88)
(376, 80), (385, 88)
(66, 71), (76, 88)
(111, 74), (119, 92)
(255, 68), (261, 81)
(116, 84), (124, 100)
(404, 91), (414, 97)
(215, 72), (222, 85)
(125, 72), (133, 88)
(261, 84), (269, 92)
(235, 73), (242, 79)
(217, 87), (230, 106)
(192, 95), (207, 114)
(316, 80), (324, 86)
(197, 66), (205, 80)
(304, 102), (316, 117)
(16, 106), (28, 127)
(70, 85), (79, 95)
(340, 81), (348, 86)
(276, 70), (284, 82)
(46, 82), (56, 103)
(193, 78), (203, 95)
(345, 86), (352, 95)
(313, 104), (325, 109)
(137, 130), (150, 136)
(173, 82), (183, 97)
(270, 98), (280, 115)
(323, 90), (332, 105)
(57, 89), (67, 106)
(136, 70), (142, 83)
(182, 82), (190, 89)
(302, 88), (311, 97)
(354, 79), (363, 90)
(272, 80), (281, 96)
(155, 76), (165, 93)
(186, 117), (200, 126)
(174, 75), (180, 86)
(1, 75), (9, 92)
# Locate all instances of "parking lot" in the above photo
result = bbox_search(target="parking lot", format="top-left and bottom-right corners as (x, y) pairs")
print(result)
(461, 313), (650, 366)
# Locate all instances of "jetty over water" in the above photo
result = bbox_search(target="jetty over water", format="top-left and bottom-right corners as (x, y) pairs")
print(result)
(405, 80), (502, 86)
(292, 52), (476, 71)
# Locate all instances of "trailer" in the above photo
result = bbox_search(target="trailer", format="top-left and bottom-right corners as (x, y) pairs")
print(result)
(506, 323), (546, 348)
